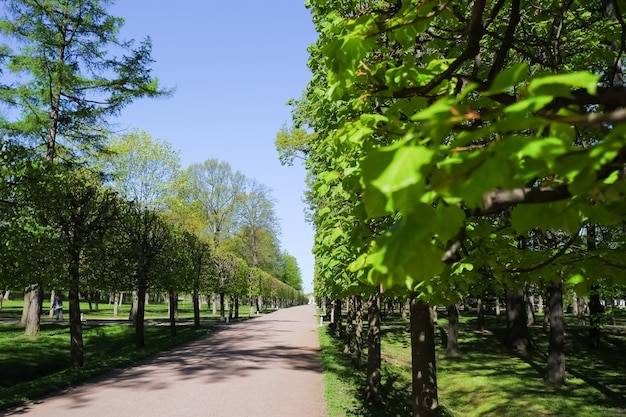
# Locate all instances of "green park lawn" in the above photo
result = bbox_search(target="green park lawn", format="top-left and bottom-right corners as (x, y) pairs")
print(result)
(320, 309), (626, 417)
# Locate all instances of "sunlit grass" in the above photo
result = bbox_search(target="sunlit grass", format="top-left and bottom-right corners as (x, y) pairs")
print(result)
(321, 309), (626, 417)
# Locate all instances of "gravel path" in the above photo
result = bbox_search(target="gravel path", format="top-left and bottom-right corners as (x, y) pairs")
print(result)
(5, 304), (327, 417)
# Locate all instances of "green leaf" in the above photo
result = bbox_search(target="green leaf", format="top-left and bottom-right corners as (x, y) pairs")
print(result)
(361, 145), (434, 197)
(505, 95), (554, 114)
(529, 72), (599, 96)
(487, 63), (529, 94)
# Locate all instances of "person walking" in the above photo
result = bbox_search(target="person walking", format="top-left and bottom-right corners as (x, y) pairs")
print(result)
(52, 295), (63, 320)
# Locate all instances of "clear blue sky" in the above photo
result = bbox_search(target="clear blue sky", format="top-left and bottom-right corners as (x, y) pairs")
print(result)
(109, 1), (318, 293)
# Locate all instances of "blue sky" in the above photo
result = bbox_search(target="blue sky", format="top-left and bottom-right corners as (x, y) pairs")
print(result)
(109, 1), (318, 293)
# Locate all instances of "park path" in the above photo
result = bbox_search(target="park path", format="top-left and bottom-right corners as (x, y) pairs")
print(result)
(5, 304), (327, 417)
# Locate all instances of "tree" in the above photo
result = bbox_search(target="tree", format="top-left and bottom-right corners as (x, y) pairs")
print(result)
(235, 179), (281, 269)
(35, 165), (118, 367)
(0, 0), (169, 336)
(102, 130), (181, 211)
(184, 159), (245, 246)
(277, 251), (303, 291)
(117, 204), (171, 348)
(0, 0), (169, 160)
(301, 0), (626, 414)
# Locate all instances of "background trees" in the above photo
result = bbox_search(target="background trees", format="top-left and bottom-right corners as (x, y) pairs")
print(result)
(0, 1), (305, 371)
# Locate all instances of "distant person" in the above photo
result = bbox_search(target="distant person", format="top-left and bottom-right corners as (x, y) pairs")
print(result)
(52, 295), (63, 320)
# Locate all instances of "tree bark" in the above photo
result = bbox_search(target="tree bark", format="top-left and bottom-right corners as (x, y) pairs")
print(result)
(49, 290), (56, 318)
(219, 292), (225, 321)
(526, 292), (536, 326)
(193, 290), (200, 328)
(446, 304), (460, 357)
(332, 298), (342, 337)
(506, 289), (532, 351)
(546, 282), (566, 385)
(24, 285), (41, 336)
(351, 295), (363, 369)
(344, 296), (355, 354)
(68, 248), (84, 368)
(169, 291), (177, 337)
(364, 294), (383, 405)
(410, 296), (439, 417)
(135, 282), (146, 348)
(113, 292), (121, 317)
(589, 291), (603, 349)
(588, 224), (602, 348)
(130, 290), (139, 325)
(577, 296), (587, 325)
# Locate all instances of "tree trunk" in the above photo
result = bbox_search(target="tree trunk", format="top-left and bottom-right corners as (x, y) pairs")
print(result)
(344, 296), (355, 354)
(219, 293), (226, 321)
(193, 290), (200, 328)
(332, 298), (342, 337)
(212, 293), (218, 315)
(169, 291), (177, 337)
(135, 282), (146, 348)
(20, 288), (30, 327)
(446, 304), (460, 357)
(364, 294), (383, 405)
(537, 294), (544, 315)
(68, 249), (84, 368)
(572, 293), (579, 317)
(506, 289), (532, 352)
(3, 290), (9, 300)
(546, 282), (565, 385)
(526, 292), (535, 326)
(577, 296), (587, 325)
(24, 285), (41, 336)
(410, 295), (439, 417)
(49, 290), (56, 318)
(234, 296), (240, 319)
(352, 295), (363, 369)
(130, 290), (139, 324)
(589, 291), (603, 349)
(402, 298), (410, 321)
(495, 296), (501, 318)
(113, 292), (121, 317)
(588, 225), (602, 348)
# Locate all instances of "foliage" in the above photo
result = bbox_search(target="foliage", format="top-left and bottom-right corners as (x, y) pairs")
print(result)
(300, 0), (626, 301)
(101, 130), (181, 211)
(0, 0), (170, 161)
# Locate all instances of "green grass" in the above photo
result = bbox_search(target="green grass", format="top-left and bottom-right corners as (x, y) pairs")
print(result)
(0, 297), (253, 412)
(320, 310), (626, 417)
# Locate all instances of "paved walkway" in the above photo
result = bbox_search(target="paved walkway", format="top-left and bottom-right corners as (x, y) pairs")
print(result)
(5, 304), (327, 417)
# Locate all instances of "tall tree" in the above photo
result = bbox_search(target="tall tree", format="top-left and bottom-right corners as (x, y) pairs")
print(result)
(102, 130), (181, 211)
(0, 0), (169, 335)
(0, 0), (169, 160)
(236, 179), (280, 268)
(184, 159), (245, 246)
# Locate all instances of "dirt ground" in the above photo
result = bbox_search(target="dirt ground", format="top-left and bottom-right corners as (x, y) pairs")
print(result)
(5, 304), (327, 417)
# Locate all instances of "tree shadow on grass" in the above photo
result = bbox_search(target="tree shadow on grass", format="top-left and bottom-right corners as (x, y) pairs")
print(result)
(440, 324), (626, 416)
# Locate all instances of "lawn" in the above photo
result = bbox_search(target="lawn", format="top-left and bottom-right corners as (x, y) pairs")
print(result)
(320, 308), (626, 417)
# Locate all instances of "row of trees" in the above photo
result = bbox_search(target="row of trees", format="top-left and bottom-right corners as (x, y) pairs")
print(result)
(0, 0), (304, 369)
(279, 1), (626, 416)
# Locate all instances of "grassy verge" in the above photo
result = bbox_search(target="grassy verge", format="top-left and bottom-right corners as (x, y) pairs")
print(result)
(320, 311), (626, 417)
